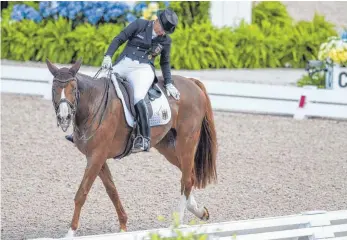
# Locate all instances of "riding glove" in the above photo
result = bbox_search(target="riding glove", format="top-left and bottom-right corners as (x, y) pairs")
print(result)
(165, 83), (180, 100)
(101, 55), (112, 69)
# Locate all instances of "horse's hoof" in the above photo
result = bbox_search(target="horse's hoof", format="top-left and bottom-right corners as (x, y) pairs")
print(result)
(64, 228), (75, 238)
(200, 206), (210, 221)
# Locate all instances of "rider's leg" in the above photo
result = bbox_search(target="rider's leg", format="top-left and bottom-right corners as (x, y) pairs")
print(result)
(126, 66), (154, 152)
(134, 99), (150, 151)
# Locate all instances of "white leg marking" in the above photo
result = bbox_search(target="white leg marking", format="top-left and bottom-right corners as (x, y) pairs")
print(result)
(64, 228), (75, 238)
(187, 193), (205, 219)
(59, 89), (69, 118)
(178, 194), (187, 224)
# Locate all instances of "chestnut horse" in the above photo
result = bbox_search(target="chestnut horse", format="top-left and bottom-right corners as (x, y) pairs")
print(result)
(46, 59), (217, 238)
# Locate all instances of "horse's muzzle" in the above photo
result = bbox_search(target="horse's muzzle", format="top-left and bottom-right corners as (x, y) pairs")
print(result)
(57, 114), (72, 132)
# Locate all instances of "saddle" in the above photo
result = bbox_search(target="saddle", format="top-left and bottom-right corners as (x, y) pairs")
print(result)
(115, 73), (162, 118)
(111, 73), (171, 160)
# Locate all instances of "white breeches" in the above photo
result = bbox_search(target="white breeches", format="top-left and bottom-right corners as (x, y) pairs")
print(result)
(112, 57), (155, 104)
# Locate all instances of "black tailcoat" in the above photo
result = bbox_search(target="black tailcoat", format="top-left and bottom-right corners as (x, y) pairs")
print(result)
(105, 19), (173, 85)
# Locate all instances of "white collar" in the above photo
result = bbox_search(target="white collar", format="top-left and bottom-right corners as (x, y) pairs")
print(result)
(152, 29), (157, 38)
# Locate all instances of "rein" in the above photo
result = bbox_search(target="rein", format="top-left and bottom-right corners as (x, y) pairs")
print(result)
(74, 68), (113, 142)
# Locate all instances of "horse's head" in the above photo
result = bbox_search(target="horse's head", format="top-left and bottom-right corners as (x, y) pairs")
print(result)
(46, 58), (82, 132)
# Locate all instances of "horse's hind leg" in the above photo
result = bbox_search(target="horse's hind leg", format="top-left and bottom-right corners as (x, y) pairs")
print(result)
(178, 131), (209, 223)
(98, 162), (128, 231)
(155, 130), (209, 225)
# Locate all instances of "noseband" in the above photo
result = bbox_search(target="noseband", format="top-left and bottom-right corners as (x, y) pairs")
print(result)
(52, 77), (80, 126)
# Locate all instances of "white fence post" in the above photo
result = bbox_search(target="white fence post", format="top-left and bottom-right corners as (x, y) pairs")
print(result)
(293, 85), (318, 120)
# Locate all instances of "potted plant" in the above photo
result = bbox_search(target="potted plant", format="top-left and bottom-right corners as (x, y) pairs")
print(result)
(318, 35), (347, 90)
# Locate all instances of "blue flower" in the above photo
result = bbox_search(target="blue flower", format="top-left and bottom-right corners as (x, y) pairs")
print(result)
(10, 9), (24, 22)
(84, 8), (103, 25)
(39, 1), (58, 18)
(11, 4), (42, 23)
(134, 2), (147, 14)
(126, 13), (136, 23)
(105, 7), (123, 20)
(82, 1), (96, 11)
(26, 8), (43, 23)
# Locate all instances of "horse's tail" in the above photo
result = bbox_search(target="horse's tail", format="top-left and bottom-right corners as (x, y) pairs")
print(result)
(192, 79), (218, 189)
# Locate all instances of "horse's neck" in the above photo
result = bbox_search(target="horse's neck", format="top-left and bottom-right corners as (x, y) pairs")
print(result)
(74, 74), (109, 127)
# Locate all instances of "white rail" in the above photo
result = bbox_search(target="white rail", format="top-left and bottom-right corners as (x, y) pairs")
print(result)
(1, 64), (347, 120)
(30, 210), (347, 240)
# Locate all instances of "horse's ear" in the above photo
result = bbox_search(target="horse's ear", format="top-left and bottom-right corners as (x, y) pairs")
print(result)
(46, 58), (59, 77)
(69, 58), (83, 76)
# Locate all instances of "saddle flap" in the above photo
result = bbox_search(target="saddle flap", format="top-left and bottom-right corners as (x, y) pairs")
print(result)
(115, 73), (136, 116)
(148, 84), (162, 100)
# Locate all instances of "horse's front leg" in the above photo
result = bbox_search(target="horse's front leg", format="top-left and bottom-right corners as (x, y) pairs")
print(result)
(65, 153), (105, 238)
(98, 162), (128, 231)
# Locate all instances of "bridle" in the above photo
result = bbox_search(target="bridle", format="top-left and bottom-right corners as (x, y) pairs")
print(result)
(52, 77), (79, 128)
(52, 68), (112, 141)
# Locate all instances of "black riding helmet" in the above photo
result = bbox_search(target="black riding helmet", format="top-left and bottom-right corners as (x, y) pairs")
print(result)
(156, 8), (178, 34)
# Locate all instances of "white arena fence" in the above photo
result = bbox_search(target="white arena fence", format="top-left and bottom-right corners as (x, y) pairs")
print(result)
(1, 64), (347, 121)
(30, 210), (347, 240)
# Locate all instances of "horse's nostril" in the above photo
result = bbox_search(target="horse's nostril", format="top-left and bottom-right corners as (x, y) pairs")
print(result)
(67, 115), (71, 120)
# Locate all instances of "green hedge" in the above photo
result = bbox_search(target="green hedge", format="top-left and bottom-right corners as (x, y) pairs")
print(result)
(1, 1), (338, 69)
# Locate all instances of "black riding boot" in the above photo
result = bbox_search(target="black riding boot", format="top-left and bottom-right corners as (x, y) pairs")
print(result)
(132, 99), (151, 152)
(65, 134), (74, 143)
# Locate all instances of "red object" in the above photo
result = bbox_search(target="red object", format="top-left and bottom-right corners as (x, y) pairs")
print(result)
(298, 95), (306, 108)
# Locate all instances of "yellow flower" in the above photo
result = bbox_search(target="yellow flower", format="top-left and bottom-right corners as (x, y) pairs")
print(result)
(142, 8), (151, 20)
(148, 2), (159, 11)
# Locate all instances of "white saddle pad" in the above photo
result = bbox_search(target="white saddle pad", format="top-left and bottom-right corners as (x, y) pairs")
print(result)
(110, 74), (171, 128)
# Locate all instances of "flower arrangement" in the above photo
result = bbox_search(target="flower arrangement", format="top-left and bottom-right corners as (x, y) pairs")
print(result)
(318, 36), (347, 67)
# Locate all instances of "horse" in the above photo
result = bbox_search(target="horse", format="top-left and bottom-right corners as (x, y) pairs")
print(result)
(45, 58), (218, 238)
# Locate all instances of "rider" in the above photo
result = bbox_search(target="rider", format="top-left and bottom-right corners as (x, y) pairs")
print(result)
(65, 8), (180, 152)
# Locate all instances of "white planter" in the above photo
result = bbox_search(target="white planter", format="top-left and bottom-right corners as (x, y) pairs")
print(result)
(332, 64), (347, 91)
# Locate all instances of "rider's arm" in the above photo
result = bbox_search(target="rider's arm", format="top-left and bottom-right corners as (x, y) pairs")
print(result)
(104, 19), (139, 57)
(160, 38), (172, 85)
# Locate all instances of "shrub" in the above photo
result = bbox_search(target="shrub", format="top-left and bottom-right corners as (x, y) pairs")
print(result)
(231, 20), (284, 68)
(168, 22), (237, 70)
(0, 1), (340, 70)
(282, 14), (337, 68)
(297, 72), (326, 88)
(34, 17), (75, 63)
(252, 1), (293, 28)
(1, 19), (41, 61)
(68, 23), (125, 66)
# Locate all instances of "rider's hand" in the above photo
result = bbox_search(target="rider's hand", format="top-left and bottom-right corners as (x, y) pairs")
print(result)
(165, 83), (180, 100)
(101, 55), (112, 69)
